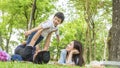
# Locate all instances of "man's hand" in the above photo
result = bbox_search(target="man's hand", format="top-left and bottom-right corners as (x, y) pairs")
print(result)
(24, 31), (31, 36)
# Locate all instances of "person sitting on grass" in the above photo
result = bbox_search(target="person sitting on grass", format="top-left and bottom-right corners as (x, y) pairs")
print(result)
(58, 40), (84, 66)
(12, 31), (53, 64)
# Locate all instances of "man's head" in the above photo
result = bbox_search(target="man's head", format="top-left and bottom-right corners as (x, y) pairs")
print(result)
(53, 12), (65, 26)
(33, 51), (50, 64)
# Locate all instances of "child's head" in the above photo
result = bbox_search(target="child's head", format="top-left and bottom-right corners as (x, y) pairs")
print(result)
(53, 12), (65, 26)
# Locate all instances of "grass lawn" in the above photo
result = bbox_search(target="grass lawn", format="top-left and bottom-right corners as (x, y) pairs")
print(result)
(0, 61), (118, 68)
(0, 61), (82, 68)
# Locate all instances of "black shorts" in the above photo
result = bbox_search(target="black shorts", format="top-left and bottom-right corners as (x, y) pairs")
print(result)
(15, 45), (33, 61)
(33, 51), (50, 64)
(15, 45), (25, 55)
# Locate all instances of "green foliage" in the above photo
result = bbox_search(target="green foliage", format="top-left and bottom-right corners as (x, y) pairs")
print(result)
(69, 0), (112, 62)
(0, 0), (112, 64)
(0, 0), (56, 53)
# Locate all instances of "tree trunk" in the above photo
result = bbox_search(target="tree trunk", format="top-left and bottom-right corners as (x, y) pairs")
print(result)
(92, 20), (96, 60)
(28, 0), (36, 30)
(0, 33), (4, 50)
(84, 0), (95, 62)
(108, 0), (120, 61)
(6, 39), (9, 52)
(6, 25), (12, 53)
(24, 7), (29, 30)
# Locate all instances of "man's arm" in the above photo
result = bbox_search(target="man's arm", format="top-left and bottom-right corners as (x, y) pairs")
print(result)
(56, 35), (60, 42)
(29, 28), (43, 47)
(43, 32), (53, 51)
(55, 29), (60, 42)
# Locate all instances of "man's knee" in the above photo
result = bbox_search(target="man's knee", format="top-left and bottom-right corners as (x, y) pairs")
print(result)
(15, 45), (25, 54)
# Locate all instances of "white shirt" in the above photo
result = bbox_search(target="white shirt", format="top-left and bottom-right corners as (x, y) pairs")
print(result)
(39, 20), (59, 37)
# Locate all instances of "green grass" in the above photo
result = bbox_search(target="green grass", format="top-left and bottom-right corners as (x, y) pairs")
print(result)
(0, 61), (81, 68)
(1, 61), (118, 68)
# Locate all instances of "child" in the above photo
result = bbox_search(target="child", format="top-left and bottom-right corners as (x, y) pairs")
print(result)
(25, 12), (65, 51)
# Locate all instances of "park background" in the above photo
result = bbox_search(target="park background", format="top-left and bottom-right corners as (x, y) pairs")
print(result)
(0, 0), (120, 67)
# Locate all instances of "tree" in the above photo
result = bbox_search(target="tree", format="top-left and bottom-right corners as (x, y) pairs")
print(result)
(108, 0), (120, 61)
(0, 0), (55, 53)
(70, 0), (112, 63)
(28, 0), (36, 30)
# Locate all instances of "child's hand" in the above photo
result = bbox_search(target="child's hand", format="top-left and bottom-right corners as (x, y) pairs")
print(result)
(70, 49), (79, 54)
(24, 31), (31, 36)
